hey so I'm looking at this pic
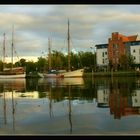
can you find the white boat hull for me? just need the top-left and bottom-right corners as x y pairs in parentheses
(63, 69), (84, 78)
(38, 72), (64, 78)
(38, 68), (84, 78)
(38, 73), (44, 78)
(0, 73), (26, 79)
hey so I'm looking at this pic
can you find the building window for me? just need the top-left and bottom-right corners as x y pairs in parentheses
(134, 56), (136, 60)
(102, 52), (104, 57)
(103, 59), (104, 64)
(133, 49), (135, 53)
(113, 44), (118, 49)
(105, 51), (107, 55)
(135, 99), (137, 103)
(113, 44), (116, 49)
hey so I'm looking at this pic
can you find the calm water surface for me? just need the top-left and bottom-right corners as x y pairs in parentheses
(0, 77), (140, 135)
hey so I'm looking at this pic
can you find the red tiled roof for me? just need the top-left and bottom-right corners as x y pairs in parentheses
(118, 34), (137, 42)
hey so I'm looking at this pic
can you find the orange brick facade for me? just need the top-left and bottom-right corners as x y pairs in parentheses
(108, 32), (137, 67)
(109, 90), (140, 119)
(109, 79), (140, 119)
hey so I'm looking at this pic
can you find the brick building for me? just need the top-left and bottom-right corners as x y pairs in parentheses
(95, 32), (140, 70)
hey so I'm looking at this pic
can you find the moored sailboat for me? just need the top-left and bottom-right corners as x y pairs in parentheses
(60, 19), (84, 78)
(0, 26), (25, 79)
(38, 38), (64, 78)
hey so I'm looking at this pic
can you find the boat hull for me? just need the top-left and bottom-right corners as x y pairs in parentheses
(63, 69), (84, 78)
(0, 73), (26, 79)
(38, 73), (64, 78)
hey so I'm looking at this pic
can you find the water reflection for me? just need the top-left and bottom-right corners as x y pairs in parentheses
(0, 79), (26, 92)
(11, 90), (16, 132)
(0, 77), (140, 134)
(68, 85), (72, 134)
(94, 77), (140, 119)
(49, 86), (54, 118)
(3, 91), (7, 125)
(0, 79), (25, 134)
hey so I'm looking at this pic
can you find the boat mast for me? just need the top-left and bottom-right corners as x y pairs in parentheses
(68, 19), (71, 72)
(11, 25), (14, 70)
(3, 33), (6, 71)
(48, 38), (51, 70)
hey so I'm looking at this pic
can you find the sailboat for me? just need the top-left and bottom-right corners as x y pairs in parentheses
(60, 20), (84, 78)
(38, 38), (64, 78)
(0, 26), (26, 79)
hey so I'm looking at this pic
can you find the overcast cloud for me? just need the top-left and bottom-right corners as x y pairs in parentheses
(0, 5), (140, 62)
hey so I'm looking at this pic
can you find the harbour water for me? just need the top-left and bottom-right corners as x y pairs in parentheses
(0, 77), (140, 135)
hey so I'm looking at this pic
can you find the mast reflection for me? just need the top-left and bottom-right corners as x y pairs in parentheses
(3, 91), (7, 125)
(68, 85), (72, 134)
(0, 78), (26, 132)
(11, 89), (15, 132)
(49, 86), (54, 118)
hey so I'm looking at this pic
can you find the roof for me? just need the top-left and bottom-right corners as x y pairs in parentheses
(117, 33), (137, 42)
(95, 44), (108, 49)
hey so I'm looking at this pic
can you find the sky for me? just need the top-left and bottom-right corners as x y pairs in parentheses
(0, 4), (140, 62)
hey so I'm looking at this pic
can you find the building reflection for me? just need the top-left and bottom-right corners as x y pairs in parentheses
(97, 88), (109, 108)
(109, 91), (140, 119)
(95, 78), (140, 119)
(109, 78), (140, 119)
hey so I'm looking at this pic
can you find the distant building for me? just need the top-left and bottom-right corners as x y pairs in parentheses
(96, 44), (108, 67)
(132, 90), (140, 107)
(97, 88), (109, 108)
(95, 32), (140, 69)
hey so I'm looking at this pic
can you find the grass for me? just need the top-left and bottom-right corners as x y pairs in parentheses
(84, 71), (139, 77)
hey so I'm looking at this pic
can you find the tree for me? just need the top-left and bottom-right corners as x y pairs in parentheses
(0, 60), (3, 71)
(37, 57), (47, 72)
(79, 51), (95, 71)
(51, 50), (65, 69)
(19, 58), (26, 67)
(119, 54), (135, 71)
(26, 61), (37, 74)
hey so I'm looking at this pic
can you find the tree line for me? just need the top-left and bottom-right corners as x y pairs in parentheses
(0, 50), (96, 74)
(0, 50), (137, 74)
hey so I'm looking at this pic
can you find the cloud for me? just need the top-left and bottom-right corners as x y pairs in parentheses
(0, 5), (140, 61)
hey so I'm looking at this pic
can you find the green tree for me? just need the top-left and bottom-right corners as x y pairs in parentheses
(26, 61), (37, 74)
(19, 58), (26, 67)
(37, 57), (47, 72)
(0, 60), (3, 71)
(51, 50), (65, 69)
(119, 54), (135, 70)
(79, 51), (95, 71)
